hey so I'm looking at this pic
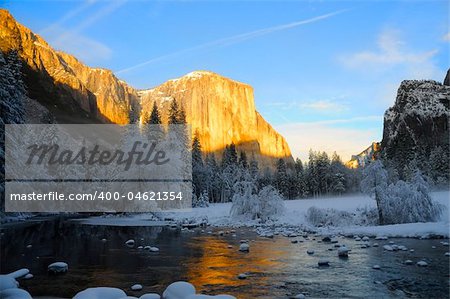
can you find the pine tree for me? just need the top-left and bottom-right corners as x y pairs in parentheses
(168, 99), (180, 124)
(307, 150), (319, 197)
(205, 153), (220, 202)
(239, 151), (248, 169)
(429, 146), (449, 186)
(0, 51), (26, 214)
(294, 158), (308, 197)
(148, 101), (162, 124)
(178, 105), (187, 124)
(222, 143), (238, 168)
(249, 158), (259, 180)
(275, 158), (289, 198)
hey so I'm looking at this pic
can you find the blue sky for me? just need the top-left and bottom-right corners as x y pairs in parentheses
(3, 0), (449, 161)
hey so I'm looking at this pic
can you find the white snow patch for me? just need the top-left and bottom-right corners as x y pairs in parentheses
(73, 287), (127, 299)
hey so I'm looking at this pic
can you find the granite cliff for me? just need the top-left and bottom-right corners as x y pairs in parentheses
(0, 9), (292, 167)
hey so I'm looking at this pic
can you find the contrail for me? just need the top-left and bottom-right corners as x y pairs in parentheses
(55, 0), (127, 43)
(115, 9), (348, 75)
(39, 0), (98, 35)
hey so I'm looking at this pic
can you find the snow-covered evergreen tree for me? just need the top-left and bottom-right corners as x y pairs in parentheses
(362, 161), (442, 224)
(428, 146), (449, 187)
(0, 50), (26, 214)
(192, 131), (207, 198)
(361, 160), (389, 224)
(275, 158), (289, 198)
(192, 190), (209, 208)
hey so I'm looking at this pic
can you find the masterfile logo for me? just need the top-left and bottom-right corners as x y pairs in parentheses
(5, 124), (192, 212)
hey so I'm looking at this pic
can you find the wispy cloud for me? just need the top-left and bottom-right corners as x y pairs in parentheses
(300, 99), (348, 112)
(339, 28), (442, 105)
(265, 95), (349, 114)
(116, 9), (348, 74)
(46, 26), (113, 63)
(53, 0), (127, 45)
(40, 0), (126, 64)
(293, 115), (382, 126)
(340, 29), (439, 77)
(443, 32), (450, 42)
(39, 0), (98, 35)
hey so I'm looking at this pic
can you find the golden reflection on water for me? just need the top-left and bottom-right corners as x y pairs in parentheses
(184, 234), (293, 297)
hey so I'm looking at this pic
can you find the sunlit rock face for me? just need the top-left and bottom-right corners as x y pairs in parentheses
(139, 71), (293, 168)
(1, 9), (293, 167)
(0, 9), (136, 124)
(345, 142), (380, 169)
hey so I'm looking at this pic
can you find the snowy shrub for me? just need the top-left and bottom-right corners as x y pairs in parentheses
(305, 206), (355, 227)
(257, 185), (285, 221)
(306, 205), (378, 227)
(305, 206), (326, 226)
(230, 181), (259, 220)
(355, 206), (379, 226)
(192, 191), (209, 208)
(230, 183), (284, 221)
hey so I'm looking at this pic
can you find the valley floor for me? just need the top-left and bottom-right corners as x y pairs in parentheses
(83, 191), (450, 238)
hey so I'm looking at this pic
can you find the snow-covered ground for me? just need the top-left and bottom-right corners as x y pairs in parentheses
(82, 191), (450, 238)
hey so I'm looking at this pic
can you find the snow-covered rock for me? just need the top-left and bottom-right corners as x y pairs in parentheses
(290, 294), (306, 299)
(0, 288), (32, 299)
(362, 236), (370, 241)
(139, 294), (161, 299)
(404, 260), (413, 265)
(237, 273), (247, 279)
(239, 243), (250, 252)
(47, 262), (68, 273)
(383, 245), (393, 251)
(73, 287), (127, 299)
(307, 249), (314, 255)
(23, 274), (33, 279)
(338, 246), (349, 257)
(162, 281), (196, 299)
(126, 239), (135, 247)
(131, 284), (143, 291)
(7, 269), (29, 279)
(372, 265), (381, 270)
(398, 245), (407, 251)
(0, 275), (18, 291)
(417, 261), (428, 267)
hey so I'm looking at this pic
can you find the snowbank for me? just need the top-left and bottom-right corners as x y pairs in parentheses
(80, 191), (449, 238)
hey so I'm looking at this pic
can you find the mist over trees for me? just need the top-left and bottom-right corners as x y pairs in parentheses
(189, 127), (362, 205)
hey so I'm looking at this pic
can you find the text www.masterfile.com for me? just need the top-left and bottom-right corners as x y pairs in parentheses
(9, 191), (185, 201)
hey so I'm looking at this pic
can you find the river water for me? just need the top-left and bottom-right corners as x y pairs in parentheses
(1, 218), (449, 298)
